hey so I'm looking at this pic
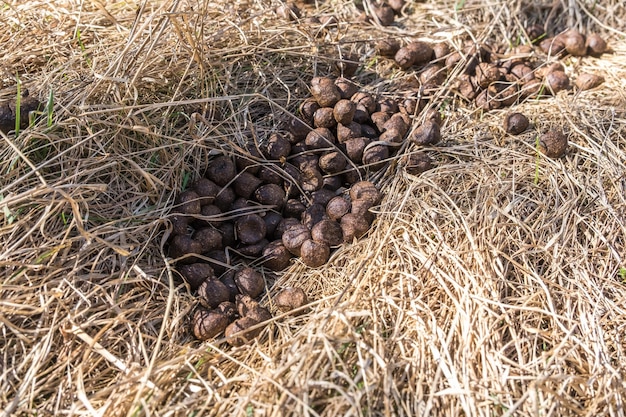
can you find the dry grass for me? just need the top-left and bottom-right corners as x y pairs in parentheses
(1, 0), (626, 416)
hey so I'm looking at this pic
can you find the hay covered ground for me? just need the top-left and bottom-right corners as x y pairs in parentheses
(1, 0), (626, 416)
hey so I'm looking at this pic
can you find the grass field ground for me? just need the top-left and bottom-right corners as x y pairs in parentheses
(1, 1), (625, 416)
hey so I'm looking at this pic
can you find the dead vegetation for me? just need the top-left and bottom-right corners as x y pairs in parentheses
(1, 0), (626, 416)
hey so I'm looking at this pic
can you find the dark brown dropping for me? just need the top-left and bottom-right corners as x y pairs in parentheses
(206, 250), (229, 276)
(169, 235), (203, 260)
(258, 165), (284, 185)
(445, 51), (462, 69)
(379, 129), (403, 144)
(175, 190), (201, 215)
(432, 42), (450, 60)
(311, 219), (344, 246)
(407, 41), (434, 65)
(254, 183), (286, 208)
(216, 221), (236, 247)
(225, 316), (263, 346)
(263, 211), (283, 238)
(214, 186), (236, 212)
(350, 198), (375, 222)
(310, 76), (341, 107)
(458, 79), (477, 101)
(235, 146), (263, 174)
(353, 105), (370, 124)
(334, 77), (359, 99)
(235, 214), (267, 245)
(237, 239), (269, 258)
(371, 3), (394, 26)
(539, 37), (566, 56)
(318, 151), (347, 174)
(301, 167), (324, 192)
(370, 111), (391, 132)
(220, 270), (239, 302)
(282, 224), (311, 256)
(333, 99), (356, 125)
(305, 127), (336, 149)
(475, 89), (501, 111)
(194, 227), (224, 253)
(283, 163), (302, 198)
(192, 308), (230, 341)
(526, 24), (545, 43)
(559, 29), (586, 56)
(383, 113), (410, 137)
(262, 240), (293, 271)
(292, 153), (318, 173)
(274, 217), (301, 239)
(336, 122), (362, 144)
(404, 151), (433, 175)
(193, 178), (220, 205)
(170, 215), (189, 235)
(340, 213), (371, 242)
(586, 34), (608, 57)
(198, 205), (221, 227)
(399, 97), (422, 115)
(510, 64), (535, 84)
(475, 62), (500, 88)
(377, 98), (398, 114)
(334, 53), (359, 78)
(544, 71), (570, 94)
(274, 287), (309, 314)
(234, 267), (265, 298)
(236, 295), (272, 323)
(419, 64), (446, 87)
(313, 107), (337, 129)
(233, 172), (263, 199)
(264, 133), (291, 160)
(535, 62), (564, 79)
(492, 81), (520, 107)
(322, 175), (343, 191)
(206, 156), (236, 186)
(301, 203), (328, 229)
(410, 120), (441, 145)
(351, 92), (377, 115)
(424, 108), (442, 126)
(283, 198), (306, 218)
(198, 279), (232, 309)
(178, 263), (216, 291)
(394, 46), (417, 69)
(311, 188), (337, 206)
(538, 129), (568, 158)
(287, 116), (311, 141)
(504, 113), (529, 135)
(361, 123), (377, 138)
(520, 79), (543, 98)
(350, 181), (380, 206)
(342, 166), (365, 185)
(216, 301), (237, 320)
(362, 144), (389, 170)
(300, 98), (321, 124)
(375, 37), (401, 57)
(575, 73), (604, 90)
(326, 196), (351, 221)
(230, 197), (250, 213)
(300, 239), (330, 267)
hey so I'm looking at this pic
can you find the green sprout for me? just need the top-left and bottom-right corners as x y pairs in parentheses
(15, 75), (22, 136)
(618, 267), (626, 283)
(46, 89), (54, 128)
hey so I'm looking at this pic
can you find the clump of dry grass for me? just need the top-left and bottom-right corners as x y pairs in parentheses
(1, 0), (625, 416)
